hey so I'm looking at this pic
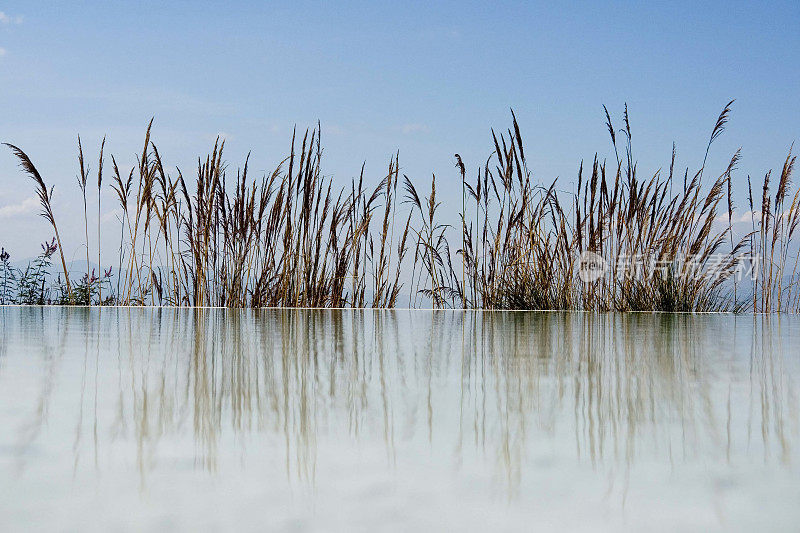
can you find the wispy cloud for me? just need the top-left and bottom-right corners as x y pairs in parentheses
(713, 210), (766, 225)
(0, 47), (6, 57)
(0, 197), (37, 218)
(0, 11), (23, 25)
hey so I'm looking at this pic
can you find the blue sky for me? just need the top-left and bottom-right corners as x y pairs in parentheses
(1, 1), (799, 260)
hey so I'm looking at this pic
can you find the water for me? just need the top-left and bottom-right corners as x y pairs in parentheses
(0, 308), (798, 532)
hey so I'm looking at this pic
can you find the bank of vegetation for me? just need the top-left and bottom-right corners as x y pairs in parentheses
(2, 103), (798, 312)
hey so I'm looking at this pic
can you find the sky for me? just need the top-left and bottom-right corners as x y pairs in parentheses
(1, 1), (799, 262)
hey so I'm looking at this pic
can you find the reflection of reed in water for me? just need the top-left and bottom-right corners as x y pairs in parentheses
(457, 312), (798, 494)
(8, 307), (74, 474)
(749, 315), (796, 463)
(6, 309), (798, 494)
(117, 308), (406, 483)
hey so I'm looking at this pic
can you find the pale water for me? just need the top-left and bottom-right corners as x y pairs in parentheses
(0, 308), (798, 531)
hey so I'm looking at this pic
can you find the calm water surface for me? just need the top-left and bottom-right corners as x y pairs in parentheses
(0, 308), (798, 531)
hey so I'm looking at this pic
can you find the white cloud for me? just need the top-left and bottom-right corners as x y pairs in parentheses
(0, 12), (23, 25)
(738, 210), (762, 223)
(0, 197), (38, 218)
(0, 48), (6, 57)
(714, 209), (767, 225)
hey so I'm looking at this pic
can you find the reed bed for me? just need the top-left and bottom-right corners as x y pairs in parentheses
(4, 125), (411, 308)
(2, 104), (798, 311)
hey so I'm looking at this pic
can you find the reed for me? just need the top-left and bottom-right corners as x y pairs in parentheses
(748, 150), (800, 312)
(0, 248), (13, 304)
(77, 136), (91, 304)
(4, 143), (73, 302)
(8, 123), (414, 308)
(3, 105), (799, 311)
(427, 104), (791, 312)
(97, 137), (105, 304)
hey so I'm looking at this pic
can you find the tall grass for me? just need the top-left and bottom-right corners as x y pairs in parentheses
(17, 124), (411, 308)
(3, 105), (799, 311)
(406, 104), (798, 312)
(747, 152), (800, 312)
